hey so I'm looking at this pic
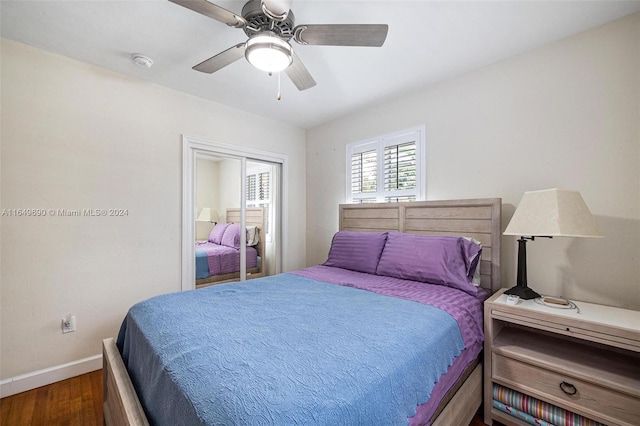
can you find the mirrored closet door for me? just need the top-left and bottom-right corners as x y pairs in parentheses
(183, 136), (284, 291)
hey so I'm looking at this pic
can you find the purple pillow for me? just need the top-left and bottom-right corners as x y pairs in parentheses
(375, 232), (482, 296)
(323, 231), (388, 275)
(221, 224), (242, 248)
(208, 223), (230, 245)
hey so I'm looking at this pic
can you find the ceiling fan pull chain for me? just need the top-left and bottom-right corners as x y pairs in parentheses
(277, 72), (282, 101)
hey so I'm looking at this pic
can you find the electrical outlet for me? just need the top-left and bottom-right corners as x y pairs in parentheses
(62, 315), (76, 333)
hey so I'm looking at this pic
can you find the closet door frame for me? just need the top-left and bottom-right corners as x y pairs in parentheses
(181, 135), (287, 291)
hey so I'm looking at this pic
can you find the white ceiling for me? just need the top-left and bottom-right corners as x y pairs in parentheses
(2, 1), (639, 129)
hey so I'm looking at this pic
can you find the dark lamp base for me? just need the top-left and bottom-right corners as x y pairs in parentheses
(504, 285), (540, 300)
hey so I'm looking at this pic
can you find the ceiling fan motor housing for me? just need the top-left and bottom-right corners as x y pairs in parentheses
(241, 0), (295, 39)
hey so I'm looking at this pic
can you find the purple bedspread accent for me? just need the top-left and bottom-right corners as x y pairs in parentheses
(208, 223), (229, 244)
(195, 242), (257, 275)
(291, 265), (487, 425)
(323, 231), (388, 274)
(375, 233), (482, 296)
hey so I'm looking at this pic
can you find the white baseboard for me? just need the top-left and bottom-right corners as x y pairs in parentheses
(0, 354), (102, 398)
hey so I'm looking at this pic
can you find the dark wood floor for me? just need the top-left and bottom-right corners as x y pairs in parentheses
(1, 370), (488, 425)
(0, 370), (102, 426)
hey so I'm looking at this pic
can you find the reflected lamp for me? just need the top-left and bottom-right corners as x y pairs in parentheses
(197, 208), (221, 224)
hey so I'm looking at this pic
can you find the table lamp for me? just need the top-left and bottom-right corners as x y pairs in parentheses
(197, 208), (213, 222)
(503, 188), (602, 299)
(197, 208), (221, 224)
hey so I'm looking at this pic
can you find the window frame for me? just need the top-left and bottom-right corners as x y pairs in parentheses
(346, 126), (425, 203)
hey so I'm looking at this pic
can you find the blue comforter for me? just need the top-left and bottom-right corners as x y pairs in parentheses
(117, 273), (465, 425)
(195, 249), (209, 279)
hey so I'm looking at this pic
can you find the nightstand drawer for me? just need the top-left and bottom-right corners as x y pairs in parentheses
(493, 354), (640, 425)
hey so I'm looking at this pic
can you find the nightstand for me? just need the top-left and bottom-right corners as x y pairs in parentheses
(483, 288), (640, 426)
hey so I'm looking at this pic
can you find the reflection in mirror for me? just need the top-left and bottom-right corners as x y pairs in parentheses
(194, 154), (243, 288)
(246, 160), (278, 277)
(193, 155), (278, 289)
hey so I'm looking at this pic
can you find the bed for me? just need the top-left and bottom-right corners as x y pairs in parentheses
(103, 198), (501, 425)
(195, 208), (265, 288)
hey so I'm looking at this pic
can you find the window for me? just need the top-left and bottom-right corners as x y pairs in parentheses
(347, 126), (425, 203)
(246, 169), (271, 236)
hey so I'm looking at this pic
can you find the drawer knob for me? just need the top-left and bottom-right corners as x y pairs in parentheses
(560, 381), (577, 396)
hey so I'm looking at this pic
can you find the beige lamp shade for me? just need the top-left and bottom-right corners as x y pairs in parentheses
(504, 188), (602, 238)
(197, 208), (212, 222)
(198, 208), (221, 223)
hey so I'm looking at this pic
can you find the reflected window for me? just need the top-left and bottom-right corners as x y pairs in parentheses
(246, 168), (271, 238)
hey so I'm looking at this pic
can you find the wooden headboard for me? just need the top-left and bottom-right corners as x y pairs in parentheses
(227, 207), (265, 256)
(227, 207), (265, 230)
(339, 198), (502, 294)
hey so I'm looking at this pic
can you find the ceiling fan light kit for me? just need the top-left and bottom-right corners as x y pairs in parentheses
(169, 0), (388, 91)
(245, 33), (292, 73)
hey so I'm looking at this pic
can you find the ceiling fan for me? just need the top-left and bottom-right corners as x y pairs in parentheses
(169, 0), (389, 90)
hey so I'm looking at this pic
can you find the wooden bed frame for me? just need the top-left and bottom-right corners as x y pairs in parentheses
(103, 198), (501, 426)
(195, 207), (266, 288)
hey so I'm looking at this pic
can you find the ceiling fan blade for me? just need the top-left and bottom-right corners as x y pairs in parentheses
(169, 0), (246, 28)
(293, 24), (388, 47)
(285, 51), (316, 91)
(193, 44), (246, 73)
(261, 0), (292, 21)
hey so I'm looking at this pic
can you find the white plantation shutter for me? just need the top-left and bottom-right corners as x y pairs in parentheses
(351, 149), (377, 195)
(354, 198), (378, 204)
(257, 172), (270, 234)
(246, 175), (256, 201)
(246, 170), (271, 235)
(384, 141), (416, 191)
(258, 172), (269, 201)
(347, 127), (424, 203)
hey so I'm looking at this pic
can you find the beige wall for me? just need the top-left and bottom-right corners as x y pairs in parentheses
(195, 156), (244, 241)
(0, 39), (306, 379)
(195, 157), (219, 240)
(217, 158), (243, 219)
(196, 157), (220, 217)
(306, 14), (640, 309)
